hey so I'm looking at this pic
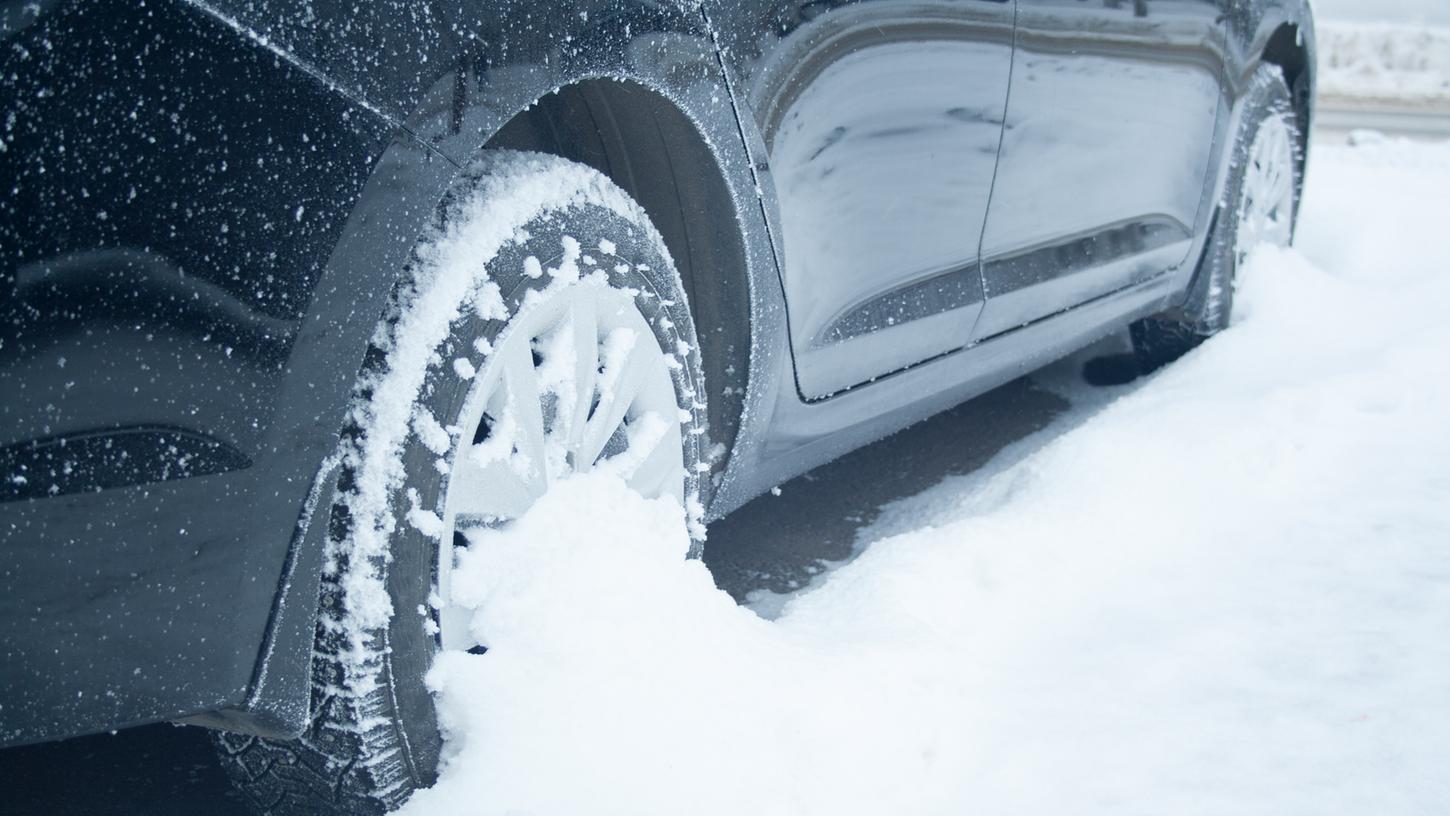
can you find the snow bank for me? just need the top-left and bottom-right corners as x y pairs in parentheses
(1318, 21), (1450, 104)
(401, 138), (1450, 815)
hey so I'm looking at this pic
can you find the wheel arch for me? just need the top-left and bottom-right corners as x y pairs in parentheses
(1257, 20), (1316, 159)
(191, 0), (778, 515)
(481, 79), (753, 487)
(212, 67), (776, 738)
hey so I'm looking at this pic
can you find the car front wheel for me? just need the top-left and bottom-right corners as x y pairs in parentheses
(215, 150), (709, 815)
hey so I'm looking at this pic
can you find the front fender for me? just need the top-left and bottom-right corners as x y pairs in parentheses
(196, 0), (786, 736)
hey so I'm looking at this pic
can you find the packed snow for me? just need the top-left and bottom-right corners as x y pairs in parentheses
(400, 137), (1450, 815)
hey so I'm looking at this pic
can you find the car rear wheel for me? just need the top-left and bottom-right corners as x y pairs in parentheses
(1131, 64), (1304, 371)
(214, 151), (709, 815)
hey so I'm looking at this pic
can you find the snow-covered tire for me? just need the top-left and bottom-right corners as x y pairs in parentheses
(1131, 64), (1303, 371)
(214, 151), (709, 815)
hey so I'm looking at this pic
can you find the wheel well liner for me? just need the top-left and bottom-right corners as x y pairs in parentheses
(1259, 23), (1313, 143)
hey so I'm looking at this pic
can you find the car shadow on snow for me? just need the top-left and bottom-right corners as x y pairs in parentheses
(702, 330), (1145, 616)
(703, 376), (1070, 607)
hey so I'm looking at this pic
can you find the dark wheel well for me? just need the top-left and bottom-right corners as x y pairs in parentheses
(1260, 23), (1313, 148)
(485, 79), (749, 490)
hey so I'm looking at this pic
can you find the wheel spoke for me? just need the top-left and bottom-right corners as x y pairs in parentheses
(580, 329), (651, 466)
(1260, 123), (1294, 242)
(1261, 161), (1283, 212)
(623, 421), (682, 498)
(450, 449), (541, 526)
(564, 293), (600, 469)
(1253, 165), (1276, 218)
(1269, 160), (1293, 214)
(500, 336), (548, 492)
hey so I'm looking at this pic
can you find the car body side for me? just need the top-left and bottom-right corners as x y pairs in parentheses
(0, 0), (1313, 747)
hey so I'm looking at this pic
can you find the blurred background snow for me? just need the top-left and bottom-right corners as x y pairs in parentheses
(1315, 0), (1450, 117)
(1315, 0), (1450, 26)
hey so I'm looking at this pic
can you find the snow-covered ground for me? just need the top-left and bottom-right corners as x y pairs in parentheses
(392, 135), (1450, 816)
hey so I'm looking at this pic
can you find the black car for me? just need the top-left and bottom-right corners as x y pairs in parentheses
(1, 0), (1314, 812)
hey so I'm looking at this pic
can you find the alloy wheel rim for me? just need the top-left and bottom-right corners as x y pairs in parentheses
(435, 280), (686, 651)
(1235, 113), (1297, 266)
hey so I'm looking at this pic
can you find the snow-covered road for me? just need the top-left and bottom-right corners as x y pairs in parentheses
(397, 136), (1450, 816)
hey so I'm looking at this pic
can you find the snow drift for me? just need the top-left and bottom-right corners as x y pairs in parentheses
(399, 138), (1450, 815)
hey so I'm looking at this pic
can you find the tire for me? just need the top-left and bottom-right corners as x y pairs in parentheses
(1131, 64), (1304, 372)
(214, 151), (710, 815)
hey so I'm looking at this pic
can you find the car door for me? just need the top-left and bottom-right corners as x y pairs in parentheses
(973, 0), (1228, 339)
(705, 0), (1016, 398)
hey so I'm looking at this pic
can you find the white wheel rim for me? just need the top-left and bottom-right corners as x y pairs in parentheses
(1235, 113), (1297, 265)
(435, 280), (685, 651)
